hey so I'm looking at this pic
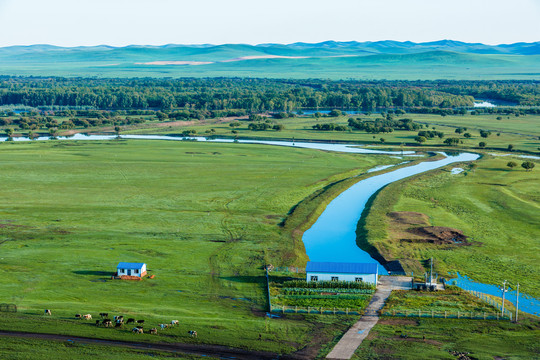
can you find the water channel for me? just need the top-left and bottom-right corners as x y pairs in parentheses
(3, 133), (538, 315)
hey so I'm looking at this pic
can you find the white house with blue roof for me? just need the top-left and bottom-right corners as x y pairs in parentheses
(306, 262), (378, 286)
(117, 262), (147, 277)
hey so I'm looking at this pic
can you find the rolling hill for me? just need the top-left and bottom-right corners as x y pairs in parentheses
(0, 40), (538, 79)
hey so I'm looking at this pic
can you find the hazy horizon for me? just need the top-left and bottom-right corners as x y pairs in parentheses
(0, 0), (538, 47)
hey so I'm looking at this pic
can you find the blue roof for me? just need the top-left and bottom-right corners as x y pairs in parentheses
(306, 262), (378, 274)
(117, 262), (145, 269)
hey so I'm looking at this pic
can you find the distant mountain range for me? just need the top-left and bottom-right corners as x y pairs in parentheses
(1, 40), (539, 80)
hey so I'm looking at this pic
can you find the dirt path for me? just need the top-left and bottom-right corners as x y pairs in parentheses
(0, 330), (287, 360)
(326, 276), (412, 360)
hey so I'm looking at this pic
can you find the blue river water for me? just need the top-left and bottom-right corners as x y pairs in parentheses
(450, 274), (539, 316)
(4, 133), (538, 315)
(302, 152), (480, 275)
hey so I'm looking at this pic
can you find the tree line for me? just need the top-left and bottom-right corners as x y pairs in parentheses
(8, 77), (535, 113)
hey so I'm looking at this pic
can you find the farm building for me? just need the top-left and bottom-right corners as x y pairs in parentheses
(306, 261), (378, 286)
(116, 262), (147, 277)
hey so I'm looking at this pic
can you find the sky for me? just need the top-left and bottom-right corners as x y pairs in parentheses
(0, 0), (539, 47)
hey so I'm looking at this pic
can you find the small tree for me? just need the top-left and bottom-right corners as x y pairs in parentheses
(463, 133), (471, 138)
(478, 141), (486, 148)
(507, 144), (514, 152)
(379, 137), (385, 143)
(480, 130), (491, 138)
(4, 128), (13, 137)
(506, 161), (517, 169)
(415, 136), (426, 145)
(444, 137), (460, 146)
(521, 161), (535, 171)
(114, 126), (121, 136)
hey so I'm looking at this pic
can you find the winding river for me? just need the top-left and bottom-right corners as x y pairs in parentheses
(3, 133), (538, 315)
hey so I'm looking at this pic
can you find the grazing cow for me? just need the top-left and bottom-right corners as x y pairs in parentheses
(102, 319), (112, 328)
(99, 312), (109, 318)
(149, 328), (158, 335)
(75, 314), (82, 319)
(136, 320), (144, 325)
(115, 321), (123, 328)
(132, 327), (143, 334)
(126, 318), (135, 324)
(170, 320), (179, 326)
(83, 314), (92, 320)
(44, 309), (51, 316)
(159, 324), (169, 330)
(95, 320), (101, 326)
(188, 330), (197, 338)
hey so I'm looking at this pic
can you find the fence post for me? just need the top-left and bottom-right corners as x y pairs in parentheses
(458, 311), (460, 319)
(471, 311), (473, 319)
(497, 313), (499, 320)
(393, 309), (395, 316)
(405, 310), (408, 317)
(444, 311), (447, 319)
(282, 305), (285, 313)
(308, 306), (310, 314)
(483, 312), (486, 320)
(346, 308), (349, 315)
(432, 310), (434, 318)
(320, 307), (323, 315)
(333, 307), (336, 315)
(419, 310), (421, 318)
(295, 306), (298, 314)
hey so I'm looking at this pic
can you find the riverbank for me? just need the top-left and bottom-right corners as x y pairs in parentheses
(359, 153), (539, 300)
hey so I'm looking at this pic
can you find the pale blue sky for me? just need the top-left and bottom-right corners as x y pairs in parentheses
(0, 0), (538, 46)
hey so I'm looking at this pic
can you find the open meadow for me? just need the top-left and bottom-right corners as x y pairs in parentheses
(0, 139), (398, 355)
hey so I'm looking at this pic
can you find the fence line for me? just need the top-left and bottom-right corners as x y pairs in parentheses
(463, 289), (513, 320)
(380, 309), (511, 321)
(271, 304), (364, 316)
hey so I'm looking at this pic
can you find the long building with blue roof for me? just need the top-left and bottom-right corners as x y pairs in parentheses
(306, 261), (378, 285)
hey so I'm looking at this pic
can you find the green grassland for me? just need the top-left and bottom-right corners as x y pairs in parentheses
(0, 336), (200, 360)
(352, 318), (540, 360)
(0, 139), (397, 354)
(361, 155), (540, 298)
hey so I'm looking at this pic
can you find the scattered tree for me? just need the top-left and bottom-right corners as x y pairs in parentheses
(415, 136), (427, 145)
(444, 137), (460, 146)
(507, 144), (514, 152)
(506, 161), (517, 169)
(478, 141), (486, 148)
(521, 161), (535, 171)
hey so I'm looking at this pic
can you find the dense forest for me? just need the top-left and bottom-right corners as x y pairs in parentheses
(0, 77), (537, 114)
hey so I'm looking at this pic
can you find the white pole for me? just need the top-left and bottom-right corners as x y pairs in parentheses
(501, 280), (507, 317)
(515, 283), (519, 323)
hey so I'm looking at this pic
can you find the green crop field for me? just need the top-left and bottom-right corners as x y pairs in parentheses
(0, 139), (397, 355)
(361, 154), (540, 298)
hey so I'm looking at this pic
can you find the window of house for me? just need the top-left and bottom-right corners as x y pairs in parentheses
(310, 275), (318, 281)
(135, 269), (139, 274)
(331, 276), (339, 281)
(355, 277), (363, 282)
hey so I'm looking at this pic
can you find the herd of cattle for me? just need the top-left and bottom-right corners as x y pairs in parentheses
(43, 309), (197, 337)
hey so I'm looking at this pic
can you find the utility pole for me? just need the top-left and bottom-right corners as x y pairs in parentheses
(430, 257), (433, 286)
(501, 280), (507, 317)
(515, 283), (520, 323)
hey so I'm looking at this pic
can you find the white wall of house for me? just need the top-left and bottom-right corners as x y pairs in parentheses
(117, 264), (146, 277)
(306, 272), (378, 285)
